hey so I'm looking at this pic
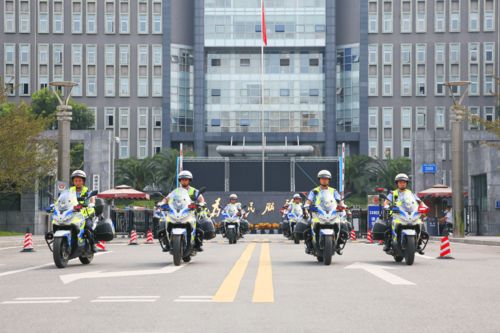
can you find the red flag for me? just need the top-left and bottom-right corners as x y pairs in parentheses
(261, 0), (267, 46)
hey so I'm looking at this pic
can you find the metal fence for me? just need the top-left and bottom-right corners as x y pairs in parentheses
(465, 205), (480, 235)
(111, 209), (156, 237)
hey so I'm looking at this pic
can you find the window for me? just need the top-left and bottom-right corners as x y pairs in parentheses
(38, 44), (49, 64)
(240, 59), (250, 67)
(369, 78), (378, 96)
(400, 1), (412, 33)
(416, 0), (427, 32)
(416, 107), (427, 129)
(19, 45), (30, 63)
(309, 58), (319, 67)
(280, 89), (290, 97)
(435, 107), (446, 129)
(53, 0), (64, 33)
(105, 108), (115, 129)
(19, 1), (30, 33)
(119, 79), (129, 96)
(435, 0), (446, 32)
(484, 0), (495, 31)
(152, 1), (162, 34)
(72, 1), (82, 33)
(4, 1), (15, 33)
(401, 44), (412, 64)
(275, 24), (285, 32)
(119, 1), (130, 34)
(368, 45), (378, 65)
(309, 89), (319, 97)
(211, 59), (221, 67)
(383, 45), (393, 64)
(119, 46), (129, 65)
(449, 0), (460, 32)
(468, 106), (480, 129)
(280, 59), (290, 66)
(87, 15), (97, 34)
(105, 1), (116, 34)
(469, 0), (480, 32)
(368, 0), (378, 33)
(38, 1), (49, 33)
(382, 1), (393, 33)
(416, 44), (426, 63)
(138, 0), (148, 34)
(484, 43), (495, 62)
(484, 106), (495, 122)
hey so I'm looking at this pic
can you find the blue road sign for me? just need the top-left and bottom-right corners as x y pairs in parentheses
(368, 205), (381, 230)
(422, 164), (437, 174)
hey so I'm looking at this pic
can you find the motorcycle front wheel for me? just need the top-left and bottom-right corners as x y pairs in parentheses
(53, 238), (70, 268)
(404, 236), (416, 265)
(172, 235), (184, 266)
(323, 235), (334, 266)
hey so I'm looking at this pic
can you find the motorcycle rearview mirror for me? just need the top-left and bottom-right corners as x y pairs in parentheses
(343, 192), (352, 200)
(198, 187), (207, 195)
(379, 193), (388, 201)
(88, 190), (98, 198)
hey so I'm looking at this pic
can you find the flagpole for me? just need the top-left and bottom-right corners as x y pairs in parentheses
(261, 0), (265, 193)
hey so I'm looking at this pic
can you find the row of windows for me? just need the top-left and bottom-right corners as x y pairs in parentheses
(3, 43), (163, 98)
(367, 105), (496, 158)
(368, 0), (496, 34)
(3, 0), (162, 35)
(97, 106), (162, 159)
(368, 42), (497, 97)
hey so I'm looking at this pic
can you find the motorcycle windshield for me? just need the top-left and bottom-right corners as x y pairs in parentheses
(289, 205), (303, 219)
(400, 199), (418, 219)
(223, 205), (239, 219)
(56, 190), (79, 214)
(318, 190), (337, 213)
(168, 188), (191, 214)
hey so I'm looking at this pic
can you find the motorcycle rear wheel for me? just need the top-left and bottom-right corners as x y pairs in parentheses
(323, 236), (333, 265)
(404, 236), (416, 265)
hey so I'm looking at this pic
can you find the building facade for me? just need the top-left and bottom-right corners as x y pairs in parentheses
(366, 0), (499, 161)
(1, 0), (498, 160)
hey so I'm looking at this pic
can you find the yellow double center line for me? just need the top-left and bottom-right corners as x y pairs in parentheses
(212, 242), (274, 303)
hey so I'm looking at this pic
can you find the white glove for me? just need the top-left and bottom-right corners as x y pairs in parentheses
(383, 205), (390, 210)
(88, 203), (95, 208)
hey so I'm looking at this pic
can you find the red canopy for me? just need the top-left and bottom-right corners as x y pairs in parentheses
(417, 184), (467, 199)
(97, 185), (150, 200)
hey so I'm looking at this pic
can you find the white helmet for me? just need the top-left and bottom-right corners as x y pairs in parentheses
(293, 194), (301, 199)
(71, 170), (87, 180)
(229, 193), (238, 200)
(178, 170), (193, 180)
(394, 173), (410, 183)
(317, 170), (332, 179)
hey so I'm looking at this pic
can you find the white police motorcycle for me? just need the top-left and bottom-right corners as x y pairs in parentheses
(221, 205), (242, 244)
(45, 189), (114, 268)
(157, 188), (204, 266)
(308, 190), (349, 265)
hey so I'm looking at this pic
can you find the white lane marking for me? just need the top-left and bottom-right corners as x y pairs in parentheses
(417, 254), (435, 260)
(60, 262), (185, 284)
(174, 296), (213, 302)
(15, 297), (80, 300)
(345, 262), (415, 286)
(97, 296), (160, 299)
(0, 251), (112, 278)
(0, 246), (21, 251)
(91, 296), (160, 303)
(2, 300), (72, 304)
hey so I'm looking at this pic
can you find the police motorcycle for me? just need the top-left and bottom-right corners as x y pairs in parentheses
(287, 204), (308, 244)
(157, 187), (206, 266)
(45, 190), (114, 268)
(307, 190), (350, 265)
(373, 193), (429, 265)
(221, 204), (244, 244)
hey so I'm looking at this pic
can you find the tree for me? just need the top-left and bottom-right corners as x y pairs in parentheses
(115, 158), (156, 191)
(30, 88), (94, 130)
(70, 143), (84, 171)
(0, 103), (56, 193)
(367, 157), (412, 192)
(344, 155), (374, 196)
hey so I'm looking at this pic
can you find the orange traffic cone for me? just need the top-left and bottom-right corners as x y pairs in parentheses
(145, 229), (154, 244)
(96, 241), (107, 251)
(21, 230), (35, 252)
(367, 230), (373, 244)
(437, 236), (454, 259)
(129, 229), (138, 245)
(350, 229), (357, 241)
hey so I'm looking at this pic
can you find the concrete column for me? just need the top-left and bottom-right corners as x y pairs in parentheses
(56, 105), (72, 185)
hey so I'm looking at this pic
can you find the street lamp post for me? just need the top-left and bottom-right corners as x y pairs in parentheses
(444, 81), (470, 238)
(49, 81), (77, 186)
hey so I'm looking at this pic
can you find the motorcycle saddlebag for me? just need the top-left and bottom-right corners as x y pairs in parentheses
(372, 220), (388, 241)
(240, 220), (250, 234)
(94, 218), (115, 242)
(293, 221), (309, 239)
(198, 219), (216, 240)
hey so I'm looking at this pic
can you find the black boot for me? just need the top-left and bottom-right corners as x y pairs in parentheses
(383, 239), (391, 252)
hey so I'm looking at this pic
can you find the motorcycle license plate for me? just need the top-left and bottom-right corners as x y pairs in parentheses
(227, 225), (236, 229)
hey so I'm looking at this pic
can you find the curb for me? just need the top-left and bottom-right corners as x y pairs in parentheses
(429, 236), (500, 247)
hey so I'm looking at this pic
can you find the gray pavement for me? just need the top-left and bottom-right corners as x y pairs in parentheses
(1, 234), (500, 333)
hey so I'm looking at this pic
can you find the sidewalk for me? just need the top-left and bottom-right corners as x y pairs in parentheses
(430, 236), (500, 246)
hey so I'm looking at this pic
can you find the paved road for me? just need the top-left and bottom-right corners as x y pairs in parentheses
(1, 234), (499, 333)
